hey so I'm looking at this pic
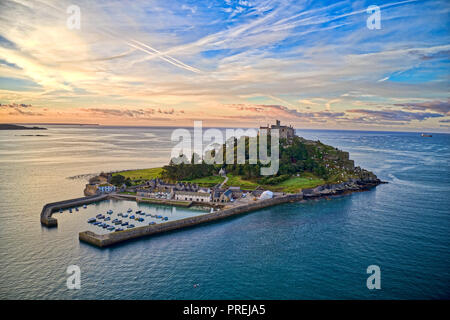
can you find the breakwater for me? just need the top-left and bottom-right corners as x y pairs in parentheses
(79, 193), (304, 247)
(40, 194), (108, 227)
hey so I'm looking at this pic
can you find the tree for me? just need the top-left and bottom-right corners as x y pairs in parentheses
(110, 174), (125, 186)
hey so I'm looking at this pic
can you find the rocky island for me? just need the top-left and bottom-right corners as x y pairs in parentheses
(42, 121), (385, 247)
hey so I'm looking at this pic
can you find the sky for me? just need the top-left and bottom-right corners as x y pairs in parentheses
(0, 0), (449, 131)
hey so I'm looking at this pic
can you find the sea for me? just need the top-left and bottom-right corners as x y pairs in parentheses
(0, 125), (449, 299)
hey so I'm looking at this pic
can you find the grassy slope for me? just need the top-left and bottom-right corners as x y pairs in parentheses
(113, 168), (325, 193)
(113, 167), (163, 180)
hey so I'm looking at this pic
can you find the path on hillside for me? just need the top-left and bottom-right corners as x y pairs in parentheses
(219, 175), (228, 189)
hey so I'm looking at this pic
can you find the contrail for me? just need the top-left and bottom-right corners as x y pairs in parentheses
(126, 39), (203, 74)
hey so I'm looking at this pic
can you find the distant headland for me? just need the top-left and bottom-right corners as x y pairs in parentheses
(0, 124), (47, 130)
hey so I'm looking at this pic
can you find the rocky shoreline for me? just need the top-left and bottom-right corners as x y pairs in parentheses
(302, 177), (386, 198)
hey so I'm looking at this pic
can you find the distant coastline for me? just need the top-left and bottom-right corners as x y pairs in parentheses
(0, 124), (47, 130)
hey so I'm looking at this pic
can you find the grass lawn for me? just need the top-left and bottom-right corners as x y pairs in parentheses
(268, 175), (325, 193)
(113, 167), (163, 180)
(224, 174), (259, 190)
(224, 172), (324, 193)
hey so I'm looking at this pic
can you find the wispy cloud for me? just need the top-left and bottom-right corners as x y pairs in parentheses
(0, 0), (448, 130)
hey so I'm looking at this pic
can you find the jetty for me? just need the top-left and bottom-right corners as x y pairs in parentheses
(40, 194), (108, 227)
(79, 193), (304, 247)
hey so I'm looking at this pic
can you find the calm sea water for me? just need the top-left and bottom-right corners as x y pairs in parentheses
(0, 125), (449, 299)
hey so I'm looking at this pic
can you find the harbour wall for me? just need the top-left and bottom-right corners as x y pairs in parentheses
(40, 194), (108, 227)
(79, 193), (304, 247)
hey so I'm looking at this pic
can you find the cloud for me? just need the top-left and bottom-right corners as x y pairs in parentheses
(0, 102), (43, 116)
(394, 100), (450, 115)
(0, 0), (449, 130)
(81, 107), (183, 119)
(231, 104), (345, 122)
(347, 109), (444, 122)
(0, 103), (32, 108)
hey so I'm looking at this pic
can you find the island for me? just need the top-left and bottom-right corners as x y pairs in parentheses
(0, 124), (47, 130)
(41, 120), (385, 247)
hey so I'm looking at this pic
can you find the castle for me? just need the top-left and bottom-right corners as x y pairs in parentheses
(259, 120), (295, 140)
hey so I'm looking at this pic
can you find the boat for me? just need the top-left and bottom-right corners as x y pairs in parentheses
(122, 214), (128, 218)
(421, 133), (432, 137)
(127, 208), (132, 213)
(130, 215), (135, 219)
(138, 218), (144, 222)
(107, 226), (115, 231)
(88, 218), (96, 223)
(121, 221), (128, 226)
(75, 207), (79, 211)
(115, 228), (123, 232)
(104, 217), (111, 221)
(102, 224), (108, 229)
(83, 204), (87, 209)
(136, 210), (141, 214)
(149, 222), (156, 225)
(69, 209), (72, 213)
(163, 217), (168, 221)
(118, 213), (122, 217)
(107, 210), (113, 214)
(59, 208), (63, 213)
(93, 221), (100, 225)
(127, 224), (135, 228)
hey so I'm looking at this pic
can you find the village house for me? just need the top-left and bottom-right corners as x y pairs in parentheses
(98, 184), (116, 193)
(174, 190), (211, 202)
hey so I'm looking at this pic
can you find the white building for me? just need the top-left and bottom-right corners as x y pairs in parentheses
(174, 191), (211, 202)
(98, 184), (116, 193)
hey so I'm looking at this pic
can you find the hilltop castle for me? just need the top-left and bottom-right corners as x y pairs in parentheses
(259, 120), (295, 140)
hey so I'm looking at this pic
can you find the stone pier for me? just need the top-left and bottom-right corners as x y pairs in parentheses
(40, 194), (108, 227)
